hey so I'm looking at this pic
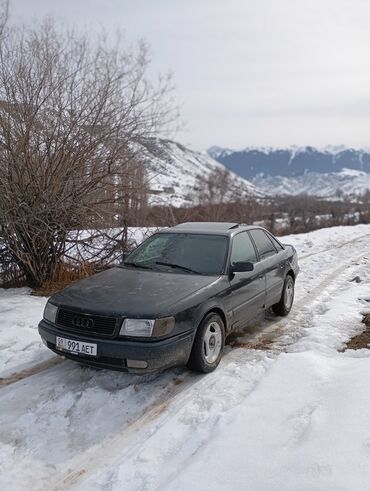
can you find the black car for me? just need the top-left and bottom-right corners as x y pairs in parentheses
(39, 222), (299, 373)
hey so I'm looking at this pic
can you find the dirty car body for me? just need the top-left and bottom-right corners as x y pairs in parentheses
(38, 223), (299, 373)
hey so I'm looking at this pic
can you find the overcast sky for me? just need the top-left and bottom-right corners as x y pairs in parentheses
(10, 0), (370, 151)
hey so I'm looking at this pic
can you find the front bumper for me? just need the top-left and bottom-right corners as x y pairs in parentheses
(38, 320), (194, 373)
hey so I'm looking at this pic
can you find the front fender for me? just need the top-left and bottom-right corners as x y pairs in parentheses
(171, 276), (232, 336)
(192, 298), (231, 335)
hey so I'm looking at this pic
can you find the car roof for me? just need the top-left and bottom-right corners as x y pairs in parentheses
(165, 222), (264, 236)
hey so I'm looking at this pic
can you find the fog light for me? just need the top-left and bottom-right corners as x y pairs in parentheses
(126, 359), (148, 369)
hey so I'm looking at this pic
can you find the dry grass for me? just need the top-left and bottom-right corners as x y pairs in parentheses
(226, 325), (283, 351)
(0, 264), (27, 289)
(32, 262), (99, 296)
(172, 377), (184, 386)
(343, 314), (370, 351)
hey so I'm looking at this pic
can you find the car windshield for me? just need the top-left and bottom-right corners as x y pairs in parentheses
(123, 233), (229, 275)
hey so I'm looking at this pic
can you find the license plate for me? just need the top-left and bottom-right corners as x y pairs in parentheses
(56, 336), (97, 357)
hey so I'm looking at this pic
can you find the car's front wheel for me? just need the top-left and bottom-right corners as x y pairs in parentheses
(272, 274), (295, 316)
(187, 312), (225, 373)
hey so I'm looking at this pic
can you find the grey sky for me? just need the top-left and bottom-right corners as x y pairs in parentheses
(10, 0), (370, 150)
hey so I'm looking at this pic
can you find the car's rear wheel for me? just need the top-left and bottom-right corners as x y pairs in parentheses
(187, 313), (225, 373)
(272, 274), (295, 316)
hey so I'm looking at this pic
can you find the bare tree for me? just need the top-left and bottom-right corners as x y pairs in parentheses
(194, 167), (234, 221)
(0, 0), (8, 38)
(0, 20), (176, 287)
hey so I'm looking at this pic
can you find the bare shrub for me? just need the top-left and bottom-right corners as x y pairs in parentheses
(144, 193), (369, 236)
(0, 20), (176, 287)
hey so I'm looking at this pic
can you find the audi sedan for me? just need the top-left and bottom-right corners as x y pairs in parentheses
(38, 222), (299, 373)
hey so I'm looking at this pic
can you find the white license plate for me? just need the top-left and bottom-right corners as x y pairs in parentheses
(56, 336), (97, 357)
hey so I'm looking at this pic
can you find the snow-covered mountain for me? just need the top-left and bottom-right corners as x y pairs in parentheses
(140, 139), (264, 206)
(208, 145), (370, 198)
(253, 169), (370, 199)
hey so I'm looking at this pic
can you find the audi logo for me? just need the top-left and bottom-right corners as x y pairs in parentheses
(72, 316), (94, 329)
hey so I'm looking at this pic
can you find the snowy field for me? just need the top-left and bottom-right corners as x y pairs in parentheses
(0, 224), (370, 491)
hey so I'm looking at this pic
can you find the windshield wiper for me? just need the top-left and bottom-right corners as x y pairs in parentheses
(123, 261), (153, 270)
(155, 261), (201, 274)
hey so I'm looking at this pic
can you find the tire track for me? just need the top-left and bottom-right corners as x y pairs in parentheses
(298, 232), (370, 260)
(39, 373), (199, 491)
(0, 357), (64, 388)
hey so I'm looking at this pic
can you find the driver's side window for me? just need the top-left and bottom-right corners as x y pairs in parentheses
(230, 232), (257, 266)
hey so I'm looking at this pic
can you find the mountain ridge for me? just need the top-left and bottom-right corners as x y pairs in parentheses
(208, 145), (370, 198)
(208, 145), (370, 178)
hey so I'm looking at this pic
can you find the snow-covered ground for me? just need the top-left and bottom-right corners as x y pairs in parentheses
(0, 224), (370, 491)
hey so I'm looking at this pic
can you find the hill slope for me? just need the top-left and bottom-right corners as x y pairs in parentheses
(140, 139), (264, 206)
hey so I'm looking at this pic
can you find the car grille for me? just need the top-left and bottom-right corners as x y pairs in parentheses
(56, 309), (118, 337)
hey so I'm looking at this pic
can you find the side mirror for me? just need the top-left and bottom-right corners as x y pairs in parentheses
(231, 261), (254, 273)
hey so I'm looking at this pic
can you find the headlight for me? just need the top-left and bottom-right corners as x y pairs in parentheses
(43, 302), (58, 324)
(120, 319), (155, 337)
(119, 317), (175, 337)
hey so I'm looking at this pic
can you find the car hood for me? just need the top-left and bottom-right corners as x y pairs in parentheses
(51, 266), (220, 318)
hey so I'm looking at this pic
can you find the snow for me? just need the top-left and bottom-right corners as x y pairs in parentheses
(0, 224), (370, 490)
(339, 167), (368, 178)
(253, 169), (370, 198)
(0, 289), (49, 374)
(167, 351), (370, 491)
(65, 227), (158, 265)
(209, 144), (370, 157)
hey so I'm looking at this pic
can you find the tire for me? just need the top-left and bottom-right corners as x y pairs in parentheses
(272, 274), (295, 316)
(187, 313), (225, 373)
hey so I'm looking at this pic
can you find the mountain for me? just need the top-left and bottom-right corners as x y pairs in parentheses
(208, 146), (370, 198)
(140, 139), (264, 206)
(253, 169), (370, 199)
(208, 145), (370, 178)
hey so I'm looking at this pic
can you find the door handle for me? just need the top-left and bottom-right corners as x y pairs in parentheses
(258, 274), (264, 280)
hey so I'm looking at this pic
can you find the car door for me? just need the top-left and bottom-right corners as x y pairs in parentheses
(229, 231), (266, 330)
(248, 229), (285, 308)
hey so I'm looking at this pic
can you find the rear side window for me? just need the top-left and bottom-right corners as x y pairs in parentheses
(230, 232), (257, 265)
(249, 229), (277, 259)
(267, 232), (284, 251)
